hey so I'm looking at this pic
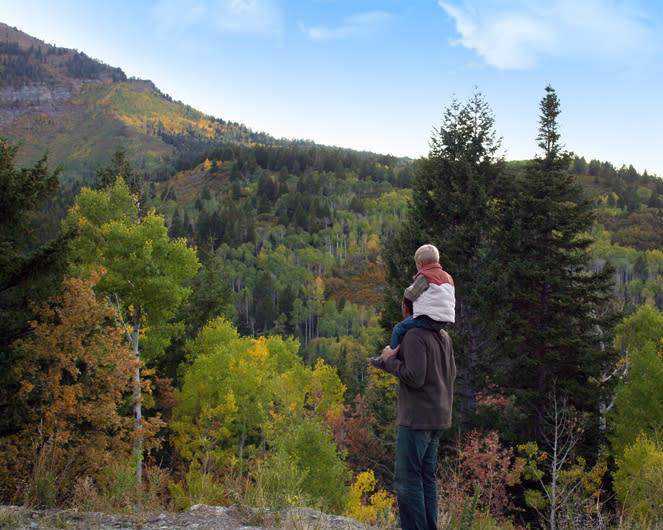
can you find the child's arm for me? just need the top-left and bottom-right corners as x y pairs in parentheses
(403, 274), (430, 302)
(402, 298), (413, 319)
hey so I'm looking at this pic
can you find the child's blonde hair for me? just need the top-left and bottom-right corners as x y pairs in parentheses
(414, 244), (439, 266)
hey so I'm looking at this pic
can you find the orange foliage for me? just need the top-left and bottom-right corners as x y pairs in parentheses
(0, 272), (140, 503)
(328, 394), (391, 484)
(441, 430), (524, 519)
(325, 256), (386, 306)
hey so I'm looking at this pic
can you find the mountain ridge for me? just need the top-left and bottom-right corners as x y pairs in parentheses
(0, 22), (304, 181)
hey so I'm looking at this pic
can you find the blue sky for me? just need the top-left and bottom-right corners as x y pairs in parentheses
(2, 1), (662, 175)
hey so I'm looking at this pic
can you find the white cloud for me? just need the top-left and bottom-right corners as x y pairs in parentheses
(153, 0), (207, 33)
(210, 0), (284, 37)
(304, 11), (393, 41)
(439, 0), (658, 69)
(152, 0), (284, 38)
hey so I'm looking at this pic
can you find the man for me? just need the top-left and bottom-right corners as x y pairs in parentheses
(376, 325), (455, 530)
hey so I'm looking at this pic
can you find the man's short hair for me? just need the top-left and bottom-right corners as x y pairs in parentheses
(414, 244), (440, 265)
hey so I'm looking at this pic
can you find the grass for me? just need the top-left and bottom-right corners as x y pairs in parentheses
(0, 507), (22, 529)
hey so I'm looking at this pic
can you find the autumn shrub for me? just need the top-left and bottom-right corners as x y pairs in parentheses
(329, 394), (391, 483)
(438, 430), (524, 523)
(70, 460), (172, 514)
(71, 476), (101, 512)
(0, 273), (137, 505)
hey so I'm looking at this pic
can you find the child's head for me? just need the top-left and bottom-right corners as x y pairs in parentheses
(414, 244), (439, 266)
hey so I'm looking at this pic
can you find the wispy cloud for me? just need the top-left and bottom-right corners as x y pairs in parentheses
(439, 0), (658, 69)
(153, 0), (284, 38)
(304, 11), (393, 41)
(153, 0), (207, 32)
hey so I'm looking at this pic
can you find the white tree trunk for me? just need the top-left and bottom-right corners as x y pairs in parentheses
(114, 294), (144, 486)
(132, 325), (143, 485)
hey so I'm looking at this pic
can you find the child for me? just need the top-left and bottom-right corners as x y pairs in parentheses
(371, 244), (455, 369)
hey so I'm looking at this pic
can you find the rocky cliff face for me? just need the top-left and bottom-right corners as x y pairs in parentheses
(1, 80), (79, 124)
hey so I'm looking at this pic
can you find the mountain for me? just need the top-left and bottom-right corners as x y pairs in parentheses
(0, 22), (287, 182)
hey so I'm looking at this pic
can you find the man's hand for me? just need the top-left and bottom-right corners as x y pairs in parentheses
(380, 344), (400, 362)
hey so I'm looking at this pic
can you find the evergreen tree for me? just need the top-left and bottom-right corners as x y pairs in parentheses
(93, 147), (140, 192)
(381, 92), (509, 426)
(492, 86), (617, 445)
(0, 137), (67, 438)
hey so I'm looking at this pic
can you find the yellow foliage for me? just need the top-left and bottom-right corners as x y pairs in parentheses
(582, 454), (608, 499)
(248, 337), (269, 364)
(345, 470), (395, 526)
(369, 365), (398, 390)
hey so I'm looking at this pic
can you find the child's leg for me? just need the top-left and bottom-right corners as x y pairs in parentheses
(390, 316), (417, 349)
(414, 316), (447, 332)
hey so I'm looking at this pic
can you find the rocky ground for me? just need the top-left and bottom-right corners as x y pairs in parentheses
(0, 504), (377, 530)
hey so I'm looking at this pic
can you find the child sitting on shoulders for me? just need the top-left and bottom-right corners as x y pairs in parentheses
(371, 244), (455, 369)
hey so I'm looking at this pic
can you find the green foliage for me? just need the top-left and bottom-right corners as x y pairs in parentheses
(63, 176), (199, 483)
(613, 434), (663, 527)
(301, 336), (370, 399)
(171, 318), (272, 471)
(611, 306), (663, 457)
(168, 468), (225, 511)
(172, 319), (345, 475)
(172, 318), (350, 512)
(93, 146), (143, 203)
(65, 177), (200, 356)
(257, 419), (350, 513)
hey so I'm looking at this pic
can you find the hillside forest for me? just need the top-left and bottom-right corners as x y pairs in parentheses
(3, 82), (663, 530)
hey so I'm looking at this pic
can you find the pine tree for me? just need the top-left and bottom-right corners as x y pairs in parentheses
(492, 86), (617, 444)
(381, 92), (510, 426)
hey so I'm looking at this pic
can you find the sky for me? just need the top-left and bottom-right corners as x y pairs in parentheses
(1, 0), (662, 176)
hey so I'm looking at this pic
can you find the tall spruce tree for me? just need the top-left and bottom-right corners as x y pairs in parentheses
(492, 86), (617, 444)
(381, 92), (509, 426)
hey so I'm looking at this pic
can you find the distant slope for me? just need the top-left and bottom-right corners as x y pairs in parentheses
(0, 22), (284, 182)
